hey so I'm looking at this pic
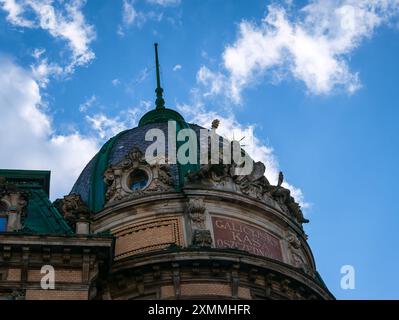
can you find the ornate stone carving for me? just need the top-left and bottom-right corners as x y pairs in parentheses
(186, 160), (277, 210)
(273, 172), (308, 225)
(186, 161), (271, 199)
(233, 161), (271, 201)
(187, 163), (234, 187)
(54, 194), (91, 231)
(185, 197), (213, 248)
(186, 154), (308, 226)
(286, 231), (312, 275)
(192, 229), (213, 248)
(286, 232), (301, 250)
(104, 147), (175, 205)
(270, 184), (309, 225)
(185, 198), (206, 229)
(211, 119), (220, 130)
(0, 179), (28, 231)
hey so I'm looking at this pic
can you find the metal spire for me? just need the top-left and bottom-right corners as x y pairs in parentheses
(154, 43), (165, 109)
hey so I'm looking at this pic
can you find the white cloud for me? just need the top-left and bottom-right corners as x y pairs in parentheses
(173, 64), (182, 71)
(147, 0), (181, 6)
(79, 95), (96, 113)
(123, 0), (136, 25)
(177, 103), (310, 209)
(0, 0), (96, 75)
(118, 0), (152, 34)
(0, 0), (32, 27)
(31, 50), (63, 88)
(0, 57), (98, 200)
(86, 108), (140, 141)
(196, 66), (227, 97)
(118, 0), (172, 34)
(86, 114), (128, 140)
(122, 0), (140, 26)
(124, 67), (150, 92)
(200, 0), (399, 103)
(112, 78), (121, 87)
(139, 99), (152, 109)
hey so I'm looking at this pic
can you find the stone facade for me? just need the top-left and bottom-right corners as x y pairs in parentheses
(0, 234), (112, 300)
(0, 142), (334, 300)
(91, 183), (331, 300)
(0, 113), (333, 300)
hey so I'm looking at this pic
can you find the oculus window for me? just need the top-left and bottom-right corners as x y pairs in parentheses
(129, 169), (149, 191)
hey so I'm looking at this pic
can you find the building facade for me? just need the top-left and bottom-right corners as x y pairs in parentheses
(0, 45), (333, 300)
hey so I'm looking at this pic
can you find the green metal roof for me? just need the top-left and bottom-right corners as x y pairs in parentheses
(138, 107), (186, 127)
(0, 169), (51, 196)
(88, 130), (129, 213)
(0, 169), (73, 235)
(22, 189), (73, 235)
(73, 44), (202, 213)
(84, 43), (200, 213)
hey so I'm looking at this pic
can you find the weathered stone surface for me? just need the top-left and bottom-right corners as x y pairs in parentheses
(104, 147), (175, 205)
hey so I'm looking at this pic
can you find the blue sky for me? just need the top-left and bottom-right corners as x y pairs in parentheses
(0, 0), (399, 299)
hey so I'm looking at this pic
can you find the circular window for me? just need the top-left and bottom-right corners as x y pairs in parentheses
(129, 169), (149, 191)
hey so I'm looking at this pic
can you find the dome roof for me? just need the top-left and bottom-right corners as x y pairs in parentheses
(71, 43), (214, 213)
(70, 121), (204, 213)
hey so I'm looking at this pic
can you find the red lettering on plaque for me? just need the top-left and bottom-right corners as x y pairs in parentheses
(212, 217), (283, 261)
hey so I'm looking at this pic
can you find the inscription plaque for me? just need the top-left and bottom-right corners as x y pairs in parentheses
(212, 216), (283, 261)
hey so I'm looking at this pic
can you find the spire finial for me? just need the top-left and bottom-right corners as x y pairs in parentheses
(154, 43), (165, 109)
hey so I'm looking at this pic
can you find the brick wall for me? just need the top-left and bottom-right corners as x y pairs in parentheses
(181, 283), (231, 297)
(114, 218), (183, 260)
(25, 289), (88, 300)
(161, 283), (251, 299)
(27, 269), (82, 283)
(6, 268), (21, 281)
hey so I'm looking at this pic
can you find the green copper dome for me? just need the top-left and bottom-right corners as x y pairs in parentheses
(70, 44), (200, 213)
(138, 107), (186, 127)
(70, 122), (203, 213)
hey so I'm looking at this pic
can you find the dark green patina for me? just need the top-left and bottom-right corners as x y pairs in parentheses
(88, 129), (129, 213)
(139, 43), (200, 187)
(86, 44), (200, 213)
(0, 170), (73, 235)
